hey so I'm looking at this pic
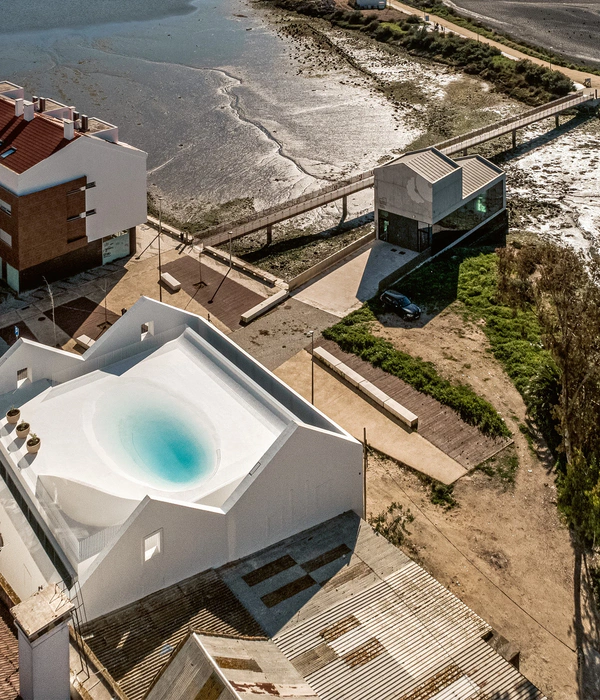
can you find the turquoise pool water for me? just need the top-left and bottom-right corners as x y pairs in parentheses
(93, 382), (216, 491)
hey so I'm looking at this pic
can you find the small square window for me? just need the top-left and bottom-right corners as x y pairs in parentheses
(144, 530), (162, 562)
(17, 367), (30, 388)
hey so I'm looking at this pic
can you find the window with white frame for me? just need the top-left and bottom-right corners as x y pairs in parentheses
(0, 198), (11, 215)
(0, 229), (11, 247)
(144, 530), (162, 562)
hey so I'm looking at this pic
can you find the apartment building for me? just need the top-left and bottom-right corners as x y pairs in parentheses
(0, 81), (147, 293)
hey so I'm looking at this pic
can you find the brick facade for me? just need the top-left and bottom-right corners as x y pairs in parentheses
(0, 177), (108, 291)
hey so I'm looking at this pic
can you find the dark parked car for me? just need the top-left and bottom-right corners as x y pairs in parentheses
(380, 290), (421, 320)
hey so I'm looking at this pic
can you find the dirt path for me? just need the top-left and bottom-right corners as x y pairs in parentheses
(367, 450), (578, 698)
(366, 305), (599, 697)
(389, 0), (600, 90)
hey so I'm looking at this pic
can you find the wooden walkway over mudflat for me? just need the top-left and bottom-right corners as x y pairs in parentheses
(189, 90), (596, 249)
(319, 339), (511, 471)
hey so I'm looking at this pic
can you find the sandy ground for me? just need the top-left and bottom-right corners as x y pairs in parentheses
(367, 304), (599, 698)
(369, 310), (573, 695)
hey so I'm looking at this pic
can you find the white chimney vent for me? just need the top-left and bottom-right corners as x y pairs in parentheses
(63, 119), (74, 141)
(14, 99), (24, 117)
(23, 101), (34, 122)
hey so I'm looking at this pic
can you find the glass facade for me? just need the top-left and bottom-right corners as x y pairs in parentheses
(433, 181), (504, 239)
(378, 210), (431, 252)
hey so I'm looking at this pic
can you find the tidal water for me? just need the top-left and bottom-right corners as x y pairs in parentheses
(0, 0), (413, 213)
(446, 0), (600, 67)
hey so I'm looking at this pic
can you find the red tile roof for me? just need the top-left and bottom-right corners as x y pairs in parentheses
(0, 97), (79, 174)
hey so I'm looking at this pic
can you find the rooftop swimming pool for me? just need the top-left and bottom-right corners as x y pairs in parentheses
(92, 381), (218, 492)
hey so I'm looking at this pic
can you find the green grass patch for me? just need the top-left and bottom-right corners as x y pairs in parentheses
(477, 449), (519, 486)
(402, 0), (600, 77)
(398, 247), (549, 397)
(271, 0), (576, 106)
(429, 483), (458, 509)
(323, 305), (510, 438)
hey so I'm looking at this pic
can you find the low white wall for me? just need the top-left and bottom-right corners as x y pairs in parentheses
(80, 423), (363, 620)
(0, 483), (59, 601)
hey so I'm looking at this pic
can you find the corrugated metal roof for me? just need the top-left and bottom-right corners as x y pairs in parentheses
(397, 149), (458, 183)
(82, 513), (546, 700)
(220, 513), (546, 700)
(81, 568), (264, 700)
(456, 155), (503, 198)
(199, 633), (320, 699)
(0, 97), (79, 174)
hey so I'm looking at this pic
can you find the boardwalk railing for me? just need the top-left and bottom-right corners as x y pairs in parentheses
(438, 90), (596, 155)
(192, 90), (596, 247)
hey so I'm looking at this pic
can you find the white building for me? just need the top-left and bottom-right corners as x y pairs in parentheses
(0, 81), (147, 292)
(0, 297), (363, 620)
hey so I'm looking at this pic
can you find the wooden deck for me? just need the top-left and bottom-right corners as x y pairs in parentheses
(46, 297), (120, 342)
(319, 340), (511, 470)
(161, 257), (265, 331)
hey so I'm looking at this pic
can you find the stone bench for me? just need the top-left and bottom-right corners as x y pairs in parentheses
(160, 272), (181, 292)
(76, 335), (96, 350)
(314, 346), (418, 430)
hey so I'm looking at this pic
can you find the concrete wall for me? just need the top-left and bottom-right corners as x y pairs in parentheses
(14, 135), (147, 243)
(80, 423), (363, 619)
(374, 160), (463, 232)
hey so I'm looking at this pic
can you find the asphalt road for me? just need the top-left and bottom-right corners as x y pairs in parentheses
(445, 0), (600, 67)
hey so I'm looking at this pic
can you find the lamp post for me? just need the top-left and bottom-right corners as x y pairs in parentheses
(307, 330), (315, 405)
(158, 196), (163, 303)
(43, 277), (57, 347)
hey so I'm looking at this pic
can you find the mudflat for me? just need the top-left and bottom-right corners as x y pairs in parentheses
(447, 0), (600, 67)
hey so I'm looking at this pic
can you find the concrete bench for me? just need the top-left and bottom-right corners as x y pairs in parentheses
(76, 335), (95, 350)
(240, 289), (289, 324)
(160, 272), (181, 292)
(314, 345), (419, 430)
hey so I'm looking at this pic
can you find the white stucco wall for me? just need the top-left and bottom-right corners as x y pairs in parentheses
(18, 621), (71, 700)
(0, 133), (147, 243)
(80, 423), (363, 620)
(0, 340), (81, 397)
(17, 136), (147, 241)
(0, 483), (60, 602)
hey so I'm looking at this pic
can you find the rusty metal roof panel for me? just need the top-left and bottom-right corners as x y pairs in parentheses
(81, 568), (264, 700)
(220, 513), (546, 700)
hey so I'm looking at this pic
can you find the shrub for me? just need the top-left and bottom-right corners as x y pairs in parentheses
(323, 305), (510, 438)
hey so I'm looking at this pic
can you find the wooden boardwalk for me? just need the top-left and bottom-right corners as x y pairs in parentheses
(320, 340), (511, 470)
(162, 256), (266, 331)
